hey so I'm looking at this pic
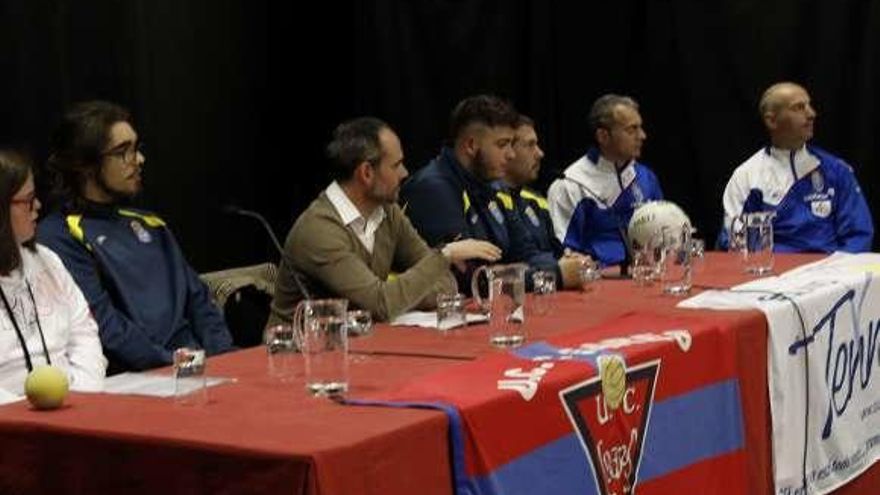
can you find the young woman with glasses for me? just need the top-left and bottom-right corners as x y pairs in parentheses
(0, 149), (105, 397)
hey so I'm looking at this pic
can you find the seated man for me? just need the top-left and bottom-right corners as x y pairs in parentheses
(496, 114), (563, 258)
(719, 82), (873, 252)
(547, 94), (663, 267)
(269, 117), (500, 323)
(38, 101), (235, 372)
(401, 95), (583, 290)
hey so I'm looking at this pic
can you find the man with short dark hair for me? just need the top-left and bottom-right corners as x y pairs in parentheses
(719, 82), (873, 252)
(38, 100), (235, 372)
(547, 94), (664, 267)
(269, 117), (500, 323)
(402, 95), (583, 290)
(497, 114), (563, 258)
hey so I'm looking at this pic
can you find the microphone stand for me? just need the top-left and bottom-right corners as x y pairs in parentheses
(224, 205), (311, 299)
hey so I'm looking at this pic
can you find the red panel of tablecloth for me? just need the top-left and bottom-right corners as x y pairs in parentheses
(0, 252), (876, 494)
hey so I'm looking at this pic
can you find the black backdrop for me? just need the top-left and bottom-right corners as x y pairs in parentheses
(2, 0), (879, 271)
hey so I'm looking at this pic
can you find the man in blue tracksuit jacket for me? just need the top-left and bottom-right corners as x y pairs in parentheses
(719, 82), (873, 252)
(547, 94), (664, 267)
(38, 101), (234, 372)
(401, 95), (585, 291)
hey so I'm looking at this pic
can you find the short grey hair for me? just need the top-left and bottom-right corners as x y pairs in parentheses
(588, 94), (639, 134)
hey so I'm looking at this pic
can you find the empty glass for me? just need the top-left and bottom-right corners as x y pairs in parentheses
(531, 270), (557, 316)
(729, 211), (775, 275)
(579, 259), (601, 294)
(265, 324), (299, 382)
(745, 212), (774, 275)
(347, 309), (373, 364)
(631, 232), (664, 287)
(173, 347), (207, 406)
(659, 224), (693, 296)
(436, 292), (467, 330)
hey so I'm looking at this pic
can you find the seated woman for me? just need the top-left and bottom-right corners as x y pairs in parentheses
(0, 150), (105, 395)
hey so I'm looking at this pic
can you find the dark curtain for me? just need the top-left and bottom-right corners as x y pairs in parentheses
(0, 0), (352, 270)
(353, 0), (880, 251)
(2, 0), (878, 270)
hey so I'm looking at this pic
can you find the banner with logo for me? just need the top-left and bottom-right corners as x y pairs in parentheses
(681, 252), (880, 494)
(351, 313), (748, 494)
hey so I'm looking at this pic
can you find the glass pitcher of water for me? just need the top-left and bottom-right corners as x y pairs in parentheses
(471, 263), (527, 347)
(293, 298), (349, 396)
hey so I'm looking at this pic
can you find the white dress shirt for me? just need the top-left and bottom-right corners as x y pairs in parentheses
(325, 181), (386, 254)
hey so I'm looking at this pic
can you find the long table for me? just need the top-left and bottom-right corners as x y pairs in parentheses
(0, 252), (878, 494)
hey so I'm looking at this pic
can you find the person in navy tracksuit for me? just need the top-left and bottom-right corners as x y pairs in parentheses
(494, 114), (564, 258)
(38, 101), (234, 372)
(401, 95), (585, 292)
(719, 82), (873, 252)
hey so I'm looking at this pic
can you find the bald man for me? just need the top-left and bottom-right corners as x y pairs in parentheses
(719, 82), (873, 252)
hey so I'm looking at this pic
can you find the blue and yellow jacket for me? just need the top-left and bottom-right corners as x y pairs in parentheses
(496, 183), (564, 259)
(38, 203), (234, 372)
(401, 147), (559, 289)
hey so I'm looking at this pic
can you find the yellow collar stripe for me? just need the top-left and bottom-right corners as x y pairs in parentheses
(495, 191), (514, 210)
(520, 189), (549, 210)
(118, 209), (166, 227)
(65, 214), (92, 251)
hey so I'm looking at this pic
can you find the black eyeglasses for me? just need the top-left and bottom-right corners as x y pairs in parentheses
(10, 193), (38, 211)
(102, 141), (145, 164)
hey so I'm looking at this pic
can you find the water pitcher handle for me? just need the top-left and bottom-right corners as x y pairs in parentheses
(681, 222), (692, 253)
(471, 265), (489, 312)
(729, 214), (746, 253)
(292, 300), (308, 352)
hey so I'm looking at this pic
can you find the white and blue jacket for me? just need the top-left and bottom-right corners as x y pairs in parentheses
(719, 145), (873, 253)
(547, 148), (663, 266)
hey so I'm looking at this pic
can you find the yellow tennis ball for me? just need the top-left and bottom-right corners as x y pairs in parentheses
(24, 365), (69, 410)
(599, 355), (627, 410)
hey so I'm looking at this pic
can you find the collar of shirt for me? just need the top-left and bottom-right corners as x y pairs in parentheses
(325, 181), (386, 253)
(765, 144), (820, 180)
(586, 147), (634, 175)
(491, 179), (513, 192)
(564, 149), (637, 208)
(65, 199), (122, 219)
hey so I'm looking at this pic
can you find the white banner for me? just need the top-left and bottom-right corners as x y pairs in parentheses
(681, 252), (880, 494)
